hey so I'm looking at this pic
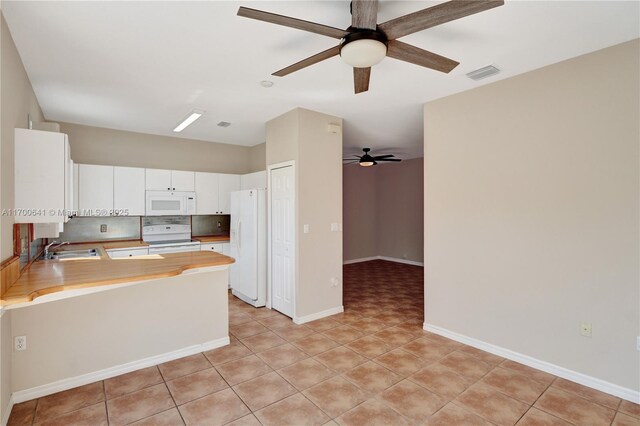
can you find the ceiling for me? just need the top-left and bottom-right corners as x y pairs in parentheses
(3, 1), (639, 159)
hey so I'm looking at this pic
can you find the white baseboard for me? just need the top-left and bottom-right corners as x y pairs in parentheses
(343, 257), (378, 265)
(1, 394), (14, 426)
(377, 256), (424, 267)
(11, 336), (230, 405)
(424, 323), (640, 404)
(343, 256), (424, 267)
(294, 306), (344, 325)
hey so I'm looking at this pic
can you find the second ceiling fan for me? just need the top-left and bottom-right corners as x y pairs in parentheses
(237, 0), (504, 94)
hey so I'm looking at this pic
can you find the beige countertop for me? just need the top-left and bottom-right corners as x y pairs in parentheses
(1, 242), (234, 306)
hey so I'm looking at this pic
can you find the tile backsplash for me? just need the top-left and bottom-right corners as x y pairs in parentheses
(58, 216), (141, 242)
(192, 215), (230, 236)
(58, 215), (229, 243)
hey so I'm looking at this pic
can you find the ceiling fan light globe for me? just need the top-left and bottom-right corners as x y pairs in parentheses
(359, 161), (375, 167)
(340, 39), (387, 68)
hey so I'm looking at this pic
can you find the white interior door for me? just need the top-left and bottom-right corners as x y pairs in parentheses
(270, 165), (295, 317)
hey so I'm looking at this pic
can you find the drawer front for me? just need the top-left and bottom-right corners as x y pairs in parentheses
(107, 248), (149, 258)
(201, 243), (223, 253)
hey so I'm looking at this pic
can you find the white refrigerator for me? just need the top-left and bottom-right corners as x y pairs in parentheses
(230, 189), (267, 307)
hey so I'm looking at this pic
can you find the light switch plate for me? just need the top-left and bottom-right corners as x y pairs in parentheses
(303, 224), (309, 234)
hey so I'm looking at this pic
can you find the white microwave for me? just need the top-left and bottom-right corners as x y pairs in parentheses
(145, 191), (196, 216)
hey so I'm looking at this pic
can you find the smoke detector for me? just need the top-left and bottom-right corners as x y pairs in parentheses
(466, 65), (500, 81)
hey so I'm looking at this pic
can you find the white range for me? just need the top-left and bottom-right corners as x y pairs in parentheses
(142, 216), (200, 254)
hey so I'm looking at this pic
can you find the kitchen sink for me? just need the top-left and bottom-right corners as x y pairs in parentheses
(42, 249), (99, 260)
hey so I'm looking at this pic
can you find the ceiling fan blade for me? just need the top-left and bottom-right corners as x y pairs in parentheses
(343, 160), (360, 164)
(377, 158), (402, 162)
(378, 0), (504, 40)
(354, 67), (371, 94)
(387, 40), (459, 73)
(352, 0), (378, 30)
(273, 45), (341, 77)
(238, 7), (349, 39)
(372, 154), (395, 159)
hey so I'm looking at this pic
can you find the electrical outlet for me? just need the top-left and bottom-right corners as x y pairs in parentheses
(15, 336), (27, 351)
(100, 224), (107, 233)
(330, 223), (340, 232)
(330, 277), (339, 287)
(303, 224), (310, 234)
(580, 322), (592, 338)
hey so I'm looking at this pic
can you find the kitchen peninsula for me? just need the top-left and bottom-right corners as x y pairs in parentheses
(1, 244), (234, 403)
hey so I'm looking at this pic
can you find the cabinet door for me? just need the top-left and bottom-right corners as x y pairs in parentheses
(14, 129), (66, 223)
(64, 139), (72, 223)
(78, 164), (114, 215)
(145, 169), (172, 190)
(114, 167), (145, 216)
(171, 170), (195, 191)
(218, 174), (241, 214)
(201, 243), (223, 253)
(195, 172), (219, 214)
(73, 163), (79, 212)
(107, 248), (149, 258)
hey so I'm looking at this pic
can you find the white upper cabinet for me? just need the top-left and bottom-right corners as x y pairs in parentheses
(218, 174), (241, 214)
(145, 169), (194, 191)
(114, 167), (146, 216)
(195, 172), (220, 214)
(171, 170), (195, 191)
(194, 173), (239, 214)
(78, 164), (114, 214)
(145, 169), (172, 191)
(15, 129), (72, 223)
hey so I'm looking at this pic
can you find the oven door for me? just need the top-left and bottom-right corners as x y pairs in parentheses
(145, 191), (186, 216)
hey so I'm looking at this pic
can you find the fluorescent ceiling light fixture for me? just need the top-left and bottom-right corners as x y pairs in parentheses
(173, 110), (205, 132)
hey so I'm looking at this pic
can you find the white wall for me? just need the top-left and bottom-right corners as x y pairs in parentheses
(424, 39), (639, 392)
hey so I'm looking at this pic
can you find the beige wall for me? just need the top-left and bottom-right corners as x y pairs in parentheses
(424, 39), (639, 391)
(0, 13), (45, 419)
(248, 143), (266, 173)
(266, 108), (343, 319)
(0, 13), (44, 263)
(343, 165), (377, 260)
(0, 311), (11, 423)
(10, 270), (228, 393)
(60, 122), (262, 175)
(343, 158), (424, 263)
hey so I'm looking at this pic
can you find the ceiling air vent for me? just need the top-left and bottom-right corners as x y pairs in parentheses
(466, 65), (500, 81)
(217, 121), (231, 127)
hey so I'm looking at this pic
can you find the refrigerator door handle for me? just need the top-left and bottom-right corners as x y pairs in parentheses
(237, 219), (242, 251)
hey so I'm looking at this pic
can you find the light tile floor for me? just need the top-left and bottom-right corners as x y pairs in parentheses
(8, 260), (640, 425)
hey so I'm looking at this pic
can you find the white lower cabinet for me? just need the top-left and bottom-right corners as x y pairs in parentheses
(107, 248), (149, 258)
(201, 242), (229, 254)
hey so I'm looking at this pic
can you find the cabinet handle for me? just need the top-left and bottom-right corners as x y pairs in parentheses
(167, 187), (170, 190)
(173, 187), (176, 190)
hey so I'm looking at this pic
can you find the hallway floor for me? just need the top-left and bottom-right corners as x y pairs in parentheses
(8, 260), (639, 425)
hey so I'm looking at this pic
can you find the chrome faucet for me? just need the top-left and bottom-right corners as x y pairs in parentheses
(44, 240), (69, 257)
